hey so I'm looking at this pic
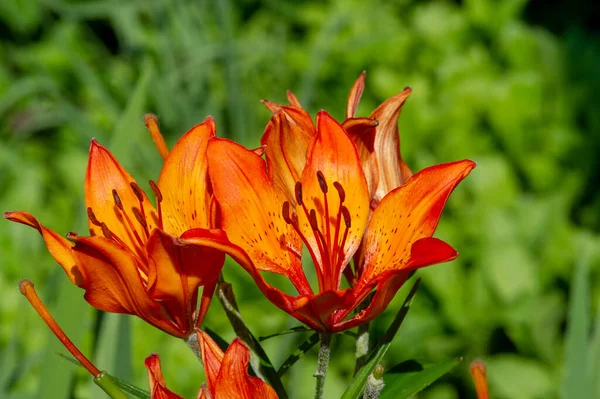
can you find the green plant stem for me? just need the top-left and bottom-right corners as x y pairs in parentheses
(185, 330), (203, 363)
(354, 322), (370, 375)
(94, 372), (128, 399)
(314, 333), (332, 399)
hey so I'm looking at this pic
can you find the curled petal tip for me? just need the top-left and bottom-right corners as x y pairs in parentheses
(3, 211), (13, 219)
(66, 232), (79, 241)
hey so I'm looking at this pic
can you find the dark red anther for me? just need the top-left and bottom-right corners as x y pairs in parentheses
(295, 182), (303, 206)
(309, 209), (319, 231)
(316, 171), (328, 193)
(112, 189), (123, 210)
(342, 206), (351, 228)
(100, 223), (112, 238)
(132, 207), (147, 228)
(149, 180), (163, 202)
(130, 182), (144, 202)
(333, 182), (345, 203)
(87, 207), (101, 226)
(282, 201), (292, 224)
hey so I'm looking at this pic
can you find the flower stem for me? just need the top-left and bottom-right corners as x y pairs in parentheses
(354, 322), (370, 375)
(314, 333), (332, 399)
(184, 330), (203, 363)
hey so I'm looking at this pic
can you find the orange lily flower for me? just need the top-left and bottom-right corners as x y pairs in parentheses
(204, 110), (475, 332)
(4, 117), (226, 338)
(145, 330), (278, 399)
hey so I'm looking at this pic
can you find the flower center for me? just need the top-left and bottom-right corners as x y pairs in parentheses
(282, 171), (352, 291)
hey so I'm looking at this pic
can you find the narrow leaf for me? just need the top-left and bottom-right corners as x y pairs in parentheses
(277, 333), (319, 377)
(341, 278), (421, 399)
(259, 326), (311, 342)
(379, 358), (462, 399)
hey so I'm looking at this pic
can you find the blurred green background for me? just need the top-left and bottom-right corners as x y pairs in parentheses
(1, 0), (599, 398)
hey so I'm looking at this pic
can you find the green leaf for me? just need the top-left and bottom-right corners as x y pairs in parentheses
(341, 278), (421, 399)
(277, 333), (319, 377)
(259, 326), (311, 342)
(379, 358), (462, 399)
(93, 372), (129, 399)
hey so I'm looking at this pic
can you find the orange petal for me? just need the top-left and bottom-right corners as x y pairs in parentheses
(157, 117), (215, 236)
(370, 87), (413, 203)
(297, 111), (370, 289)
(214, 338), (278, 399)
(346, 71), (366, 119)
(260, 109), (315, 202)
(293, 289), (355, 332)
(207, 138), (311, 295)
(145, 354), (184, 399)
(286, 90), (302, 108)
(4, 211), (83, 286)
(361, 160), (475, 283)
(85, 140), (157, 261)
(342, 117), (380, 201)
(145, 228), (225, 331)
(198, 330), (225, 395)
(70, 235), (182, 336)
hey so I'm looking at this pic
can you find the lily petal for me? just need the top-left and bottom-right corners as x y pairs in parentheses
(360, 160), (475, 283)
(157, 117), (215, 236)
(145, 354), (184, 399)
(207, 138), (311, 295)
(342, 117), (380, 200)
(85, 140), (157, 261)
(293, 289), (355, 331)
(260, 109), (315, 202)
(298, 111), (370, 289)
(370, 87), (413, 203)
(214, 337), (278, 399)
(198, 330), (225, 395)
(346, 71), (366, 119)
(4, 211), (83, 286)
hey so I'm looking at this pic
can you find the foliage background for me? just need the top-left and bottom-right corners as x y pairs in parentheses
(1, 0), (599, 398)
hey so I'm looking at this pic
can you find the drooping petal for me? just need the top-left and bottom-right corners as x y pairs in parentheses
(198, 330), (225, 395)
(260, 108), (315, 202)
(145, 354), (184, 399)
(85, 140), (157, 261)
(292, 289), (355, 331)
(4, 211), (83, 286)
(342, 117), (380, 200)
(157, 117), (215, 236)
(145, 228), (225, 331)
(298, 111), (370, 289)
(360, 160), (475, 284)
(214, 338), (278, 399)
(346, 71), (366, 119)
(69, 235), (182, 336)
(207, 138), (311, 295)
(370, 87), (414, 203)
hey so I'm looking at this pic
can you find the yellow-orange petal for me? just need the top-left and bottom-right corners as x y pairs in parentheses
(4, 211), (83, 286)
(85, 140), (157, 261)
(157, 117), (215, 236)
(198, 329), (225, 395)
(207, 138), (311, 295)
(144, 354), (184, 399)
(214, 338), (278, 399)
(298, 111), (370, 288)
(370, 87), (413, 203)
(346, 71), (366, 119)
(260, 109), (315, 202)
(360, 160), (475, 283)
(342, 117), (380, 201)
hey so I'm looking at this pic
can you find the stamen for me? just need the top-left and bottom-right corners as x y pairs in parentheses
(112, 189), (123, 210)
(19, 280), (101, 377)
(130, 182), (144, 203)
(132, 207), (148, 232)
(309, 209), (319, 231)
(87, 207), (101, 226)
(149, 180), (163, 229)
(130, 182), (150, 238)
(333, 181), (345, 203)
(295, 182), (303, 206)
(144, 113), (169, 160)
(100, 223), (113, 239)
(342, 206), (351, 228)
(111, 188), (145, 246)
(282, 201), (292, 224)
(470, 360), (489, 399)
(316, 171), (328, 193)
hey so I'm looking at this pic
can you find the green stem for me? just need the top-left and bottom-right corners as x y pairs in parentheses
(314, 333), (332, 399)
(354, 322), (370, 375)
(185, 330), (203, 363)
(94, 372), (128, 399)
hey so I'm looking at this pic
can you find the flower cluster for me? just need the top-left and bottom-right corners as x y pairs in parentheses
(6, 73), (475, 398)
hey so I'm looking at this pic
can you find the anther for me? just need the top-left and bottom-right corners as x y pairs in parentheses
(100, 223), (112, 238)
(130, 182), (144, 202)
(87, 208), (101, 226)
(282, 201), (292, 224)
(112, 189), (123, 210)
(333, 181), (345, 203)
(132, 207), (148, 228)
(342, 206), (351, 228)
(149, 180), (163, 202)
(295, 182), (303, 206)
(316, 171), (328, 193)
(309, 209), (319, 231)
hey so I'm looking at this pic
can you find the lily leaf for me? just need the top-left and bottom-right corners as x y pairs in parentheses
(341, 278), (421, 399)
(277, 332), (319, 377)
(259, 326), (311, 342)
(379, 358), (462, 399)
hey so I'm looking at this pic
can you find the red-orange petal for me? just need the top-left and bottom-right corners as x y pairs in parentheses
(207, 138), (311, 295)
(85, 140), (157, 261)
(360, 160), (475, 283)
(370, 87), (413, 203)
(342, 117), (380, 201)
(297, 111), (370, 289)
(4, 211), (83, 286)
(145, 354), (184, 399)
(260, 109), (315, 202)
(145, 228), (225, 331)
(293, 289), (355, 332)
(214, 338), (278, 399)
(157, 117), (215, 236)
(346, 71), (366, 119)
(198, 330), (225, 395)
